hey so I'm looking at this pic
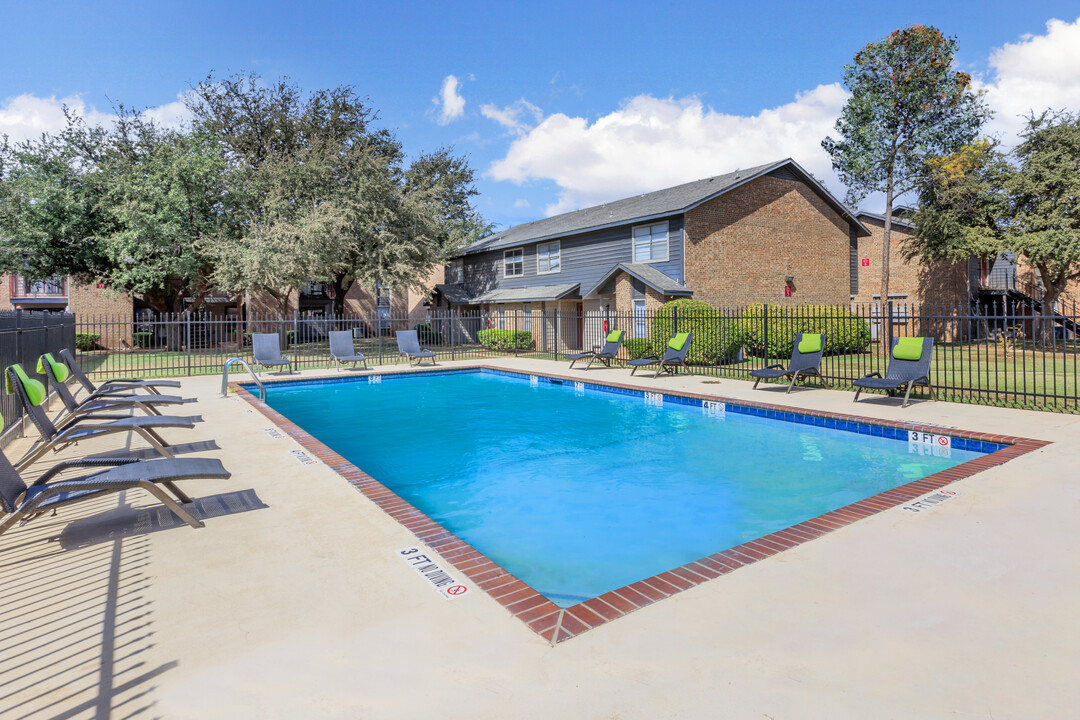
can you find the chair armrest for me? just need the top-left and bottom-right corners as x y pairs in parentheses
(34, 457), (141, 485)
(862, 371), (882, 379)
(765, 364), (785, 369)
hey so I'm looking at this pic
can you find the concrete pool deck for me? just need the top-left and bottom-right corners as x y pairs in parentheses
(2, 357), (1078, 718)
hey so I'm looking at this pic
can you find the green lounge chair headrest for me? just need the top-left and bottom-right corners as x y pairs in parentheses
(797, 334), (822, 354)
(5, 364), (47, 407)
(668, 332), (689, 351)
(606, 330), (623, 343)
(893, 337), (925, 361)
(37, 353), (70, 382)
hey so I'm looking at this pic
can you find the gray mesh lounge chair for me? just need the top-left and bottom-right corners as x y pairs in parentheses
(0, 449), (230, 537)
(6, 365), (202, 472)
(566, 330), (624, 370)
(251, 333), (294, 374)
(328, 331), (368, 371)
(853, 336), (935, 408)
(396, 330), (437, 367)
(750, 332), (826, 393)
(58, 348), (181, 398)
(627, 332), (694, 377)
(39, 353), (193, 425)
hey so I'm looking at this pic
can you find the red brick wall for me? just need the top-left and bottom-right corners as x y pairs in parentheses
(683, 175), (851, 308)
(853, 217), (968, 309)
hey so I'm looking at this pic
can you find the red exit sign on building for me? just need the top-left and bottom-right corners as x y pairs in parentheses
(96, 283), (107, 289)
(861, 258), (870, 267)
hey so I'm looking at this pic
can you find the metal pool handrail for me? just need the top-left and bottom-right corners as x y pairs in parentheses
(221, 357), (265, 401)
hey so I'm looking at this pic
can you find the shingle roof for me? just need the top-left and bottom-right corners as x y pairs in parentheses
(472, 284), (580, 303)
(855, 211), (916, 231)
(586, 263), (692, 298)
(434, 283), (472, 305)
(460, 158), (869, 256)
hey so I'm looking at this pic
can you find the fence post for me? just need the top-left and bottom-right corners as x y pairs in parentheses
(886, 299), (894, 355)
(185, 312), (192, 376)
(514, 308), (518, 357)
(451, 309), (457, 361)
(378, 320), (383, 367)
(762, 304), (769, 362)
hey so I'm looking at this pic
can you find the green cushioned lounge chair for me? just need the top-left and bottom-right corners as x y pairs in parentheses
(627, 332), (694, 378)
(565, 330), (625, 370)
(852, 336), (935, 408)
(750, 333), (826, 393)
(39, 353), (193, 426)
(5, 365), (202, 472)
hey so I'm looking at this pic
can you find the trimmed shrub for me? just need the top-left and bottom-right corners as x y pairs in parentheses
(75, 333), (100, 351)
(414, 322), (442, 345)
(624, 337), (654, 360)
(131, 331), (153, 349)
(477, 329), (532, 351)
(649, 298), (748, 365)
(741, 304), (872, 358)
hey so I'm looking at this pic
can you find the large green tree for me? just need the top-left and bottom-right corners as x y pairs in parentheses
(0, 108), (229, 318)
(823, 25), (990, 303)
(911, 112), (1080, 342)
(187, 72), (490, 316)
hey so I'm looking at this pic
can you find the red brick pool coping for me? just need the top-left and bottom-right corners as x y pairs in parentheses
(232, 364), (1049, 645)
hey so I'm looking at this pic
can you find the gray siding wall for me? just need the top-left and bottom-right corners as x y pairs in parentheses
(462, 215), (685, 298)
(987, 252), (1017, 288)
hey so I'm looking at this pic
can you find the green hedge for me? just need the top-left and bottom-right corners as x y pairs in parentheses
(477, 329), (532, 351)
(131, 331), (153, 348)
(741, 304), (871, 358)
(650, 298), (748, 365)
(624, 337), (654, 360)
(75, 333), (100, 351)
(414, 322), (442, 345)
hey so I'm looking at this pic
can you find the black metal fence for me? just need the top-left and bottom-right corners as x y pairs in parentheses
(1, 311), (76, 432)
(67, 300), (1080, 412)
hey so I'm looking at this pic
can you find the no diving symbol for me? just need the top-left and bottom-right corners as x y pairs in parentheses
(446, 585), (468, 596)
(937, 436), (949, 446)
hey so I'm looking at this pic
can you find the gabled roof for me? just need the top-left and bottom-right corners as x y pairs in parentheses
(435, 283), (581, 305)
(855, 211), (916, 231)
(586, 263), (692, 299)
(460, 158), (870, 257)
(434, 283), (472, 305)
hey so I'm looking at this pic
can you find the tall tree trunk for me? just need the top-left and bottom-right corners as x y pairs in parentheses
(331, 273), (350, 320)
(881, 179), (893, 312)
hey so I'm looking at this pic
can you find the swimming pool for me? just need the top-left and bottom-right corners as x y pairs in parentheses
(257, 368), (995, 609)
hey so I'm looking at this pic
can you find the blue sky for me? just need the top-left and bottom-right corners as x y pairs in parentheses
(3, 1), (1080, 230)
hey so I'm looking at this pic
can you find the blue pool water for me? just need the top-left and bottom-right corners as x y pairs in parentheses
(262, 370), (984, 607)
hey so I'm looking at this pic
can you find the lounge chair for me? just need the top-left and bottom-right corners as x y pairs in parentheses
(852, 336), (935, 408)
(566, 330), (624, 370)
(627, 332), (694, 377)
(58, 348), (181, 398)
(396, 330), (437, 367)
(0, 449), (231, 537)
(5, 365), (201, 471)
(251, 333), (294, 374)
(328, 331), (368, 371)
(750, 333), (826, 393)
(39, 353), (193, 424)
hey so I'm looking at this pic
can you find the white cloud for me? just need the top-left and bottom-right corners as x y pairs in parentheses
(487, 85), (849, 216)
(434, 75), (466, 125)
(513, 198), (530, 208)
(480, 98), (543, 136)
(975, 16), (1080, 146)
(0, 92), (192, 144)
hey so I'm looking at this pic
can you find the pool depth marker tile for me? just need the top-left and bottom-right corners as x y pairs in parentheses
(231, 364), (1049, 645)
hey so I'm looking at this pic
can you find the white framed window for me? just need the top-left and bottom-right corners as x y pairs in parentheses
(523, 303), (532, 332)
(633, 299), (648, 337)
(632, 221), (669, 263)
(448, 259), (463, 284)
(503, 248), (524, 277)
(536, 241), (561, 274)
